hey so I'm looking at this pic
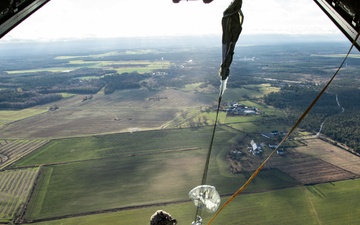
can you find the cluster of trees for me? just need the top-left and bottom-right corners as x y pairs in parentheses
(102, 72), (149, 94)
(264, 84), (360, 153)
(39, 79), (105, 94)
(264, 85), (342, 115)
(1, 66), (199, 109)
(0, 68), (111, 109)
(0, 89), (62, 109)
(188, 115), (210, 128)
(1, 68), (110, 92)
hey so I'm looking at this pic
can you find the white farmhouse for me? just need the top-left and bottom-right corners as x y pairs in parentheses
(250, 140), (263, 155)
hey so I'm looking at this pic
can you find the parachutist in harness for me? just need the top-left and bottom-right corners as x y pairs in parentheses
(150, 210), (177, 225)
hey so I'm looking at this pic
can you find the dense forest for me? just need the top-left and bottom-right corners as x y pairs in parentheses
(264, 82), (360, 153)
(0, 68), (110, 109)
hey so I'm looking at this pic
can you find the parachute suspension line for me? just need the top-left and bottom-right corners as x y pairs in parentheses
(207, 31), (360, 225)
(191, 2), (243, 224)
(201, 95), (223, 186)
(194, 95), (223, 223)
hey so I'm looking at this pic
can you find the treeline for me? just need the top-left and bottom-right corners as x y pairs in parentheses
(0, 68), (111, 109)
(38, 79), (105, 95)
(264, 84), (360, 153)
(0, 89), (62, 109)
(264, 85), (341, 115)
(0, 68), (158, 109)
(102, 72), (150, 94)
(1, 68), (110, 92)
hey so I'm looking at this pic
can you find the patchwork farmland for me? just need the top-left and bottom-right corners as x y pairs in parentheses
(0, 89), (215, 139)
(0, 168), (40, 224)
(0, 43), (359, 224)
(0, 140), (49, 170)
(0, 85), (359, 224)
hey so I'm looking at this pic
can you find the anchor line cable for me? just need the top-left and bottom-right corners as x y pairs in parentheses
(194, 95), (223, 222)
(208, 31), (360, 225)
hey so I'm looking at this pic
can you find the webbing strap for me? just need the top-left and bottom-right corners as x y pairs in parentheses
(194, 95), (223, 221)
(201, 95), (222, 185)
(208, 31), (360, 225)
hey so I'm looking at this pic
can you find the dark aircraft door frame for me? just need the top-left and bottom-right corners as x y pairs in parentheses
(0, 0), (51, 39)
(314, 0), (360, 51)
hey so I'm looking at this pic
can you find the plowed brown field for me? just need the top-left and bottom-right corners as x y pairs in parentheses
(268, 138), (360, 184)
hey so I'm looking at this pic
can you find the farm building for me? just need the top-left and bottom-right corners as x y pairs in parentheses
(277, 149), (285, 155)
(261, 130), (285, 139)
(268, 143), (278, 148)
(250, 140), (263, 155)
(226, 102), (260, 116)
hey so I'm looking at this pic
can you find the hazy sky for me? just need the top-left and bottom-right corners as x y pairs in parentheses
(2, 0), (341, 41)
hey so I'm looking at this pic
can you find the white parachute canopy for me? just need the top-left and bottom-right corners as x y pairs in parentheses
(188, 185), (221, 213)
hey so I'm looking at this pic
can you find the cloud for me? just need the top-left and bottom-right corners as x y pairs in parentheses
(2, 0), (340, 41)
(243, 0), (339, 34)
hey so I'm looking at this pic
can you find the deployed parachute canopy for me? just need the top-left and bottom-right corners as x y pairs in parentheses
(188, 185), (221, 213)
(219, 0), (244, 81)
(218, 0), (243, 97)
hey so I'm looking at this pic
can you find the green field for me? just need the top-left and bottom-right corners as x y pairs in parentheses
(224, 84), (280, 101)
(1, 81), (359, 224)
(67, 59), (171, 74)
(11, 127), (299, 222)
(0, 108), (48, 126)
(7, 56), (171, 75)
(13, 128), (226, 167)
(0, 168), (40, 223)
(29, 179), (360, 225)
(55, 49), (158, 60)
(6, 67), (77, 74)
(164, 84), (282, 129)
(0, 139), (49, 170)
(7, 49), (171, 75)
(5, 85), (357, 224)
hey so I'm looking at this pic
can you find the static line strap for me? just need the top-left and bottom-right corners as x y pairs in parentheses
(194, 95), (223, 222)
(208, 31), (360, 225)
(202, 95), (222, 185)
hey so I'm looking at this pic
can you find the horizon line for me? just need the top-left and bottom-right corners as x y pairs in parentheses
(0, 33), (346, 44)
